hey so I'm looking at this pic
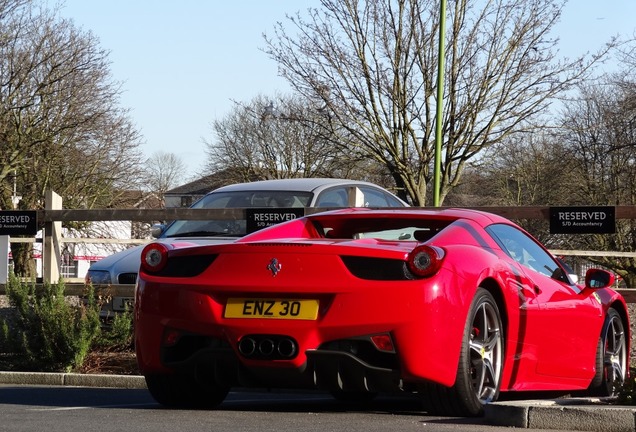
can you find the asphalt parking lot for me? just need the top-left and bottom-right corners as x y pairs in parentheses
(0, 371), (634, 431)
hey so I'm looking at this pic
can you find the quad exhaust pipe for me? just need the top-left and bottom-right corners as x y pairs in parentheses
(238, 335), (298, 360)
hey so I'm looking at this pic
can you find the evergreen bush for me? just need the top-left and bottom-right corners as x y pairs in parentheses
(617, 369), (636, 405)
(94, 306), (134, 352)
(0, 275), (101, 372)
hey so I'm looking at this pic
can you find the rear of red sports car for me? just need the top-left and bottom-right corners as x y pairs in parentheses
(134, 208), (629, 416)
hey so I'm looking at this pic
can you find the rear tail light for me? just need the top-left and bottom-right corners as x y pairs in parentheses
(407, 245), (444, 278)
(141, 243), (170, 273)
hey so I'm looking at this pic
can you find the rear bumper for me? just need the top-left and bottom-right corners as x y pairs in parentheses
(134, 266), (471, 388)
(151, 342), (403, 393)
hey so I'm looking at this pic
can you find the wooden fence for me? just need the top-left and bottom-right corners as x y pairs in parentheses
(1, 191), (636, 301)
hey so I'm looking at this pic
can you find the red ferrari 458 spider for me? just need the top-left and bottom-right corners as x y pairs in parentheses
(134, 208), (629, 416)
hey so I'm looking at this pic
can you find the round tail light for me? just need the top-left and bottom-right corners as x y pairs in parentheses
(141, 243), (170, 273)
(407, 245), (444, 278)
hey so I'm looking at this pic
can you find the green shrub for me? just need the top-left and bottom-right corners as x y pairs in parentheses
(94, 306), (134, 352)
(617, 369), (636, 405)
(0, 275), (101, 372)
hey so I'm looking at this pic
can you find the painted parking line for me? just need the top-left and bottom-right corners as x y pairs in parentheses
(27, 403), (156, 411)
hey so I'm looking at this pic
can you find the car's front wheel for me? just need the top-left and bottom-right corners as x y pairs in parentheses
(145, 373), (229, 409)
(420, 288), (504, 416)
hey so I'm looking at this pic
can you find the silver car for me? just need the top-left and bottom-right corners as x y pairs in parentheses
(86, 178), (408, 318)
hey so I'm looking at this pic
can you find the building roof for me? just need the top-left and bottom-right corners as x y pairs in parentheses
(165, 174), (228, 196)
(115, 190), (163, 209)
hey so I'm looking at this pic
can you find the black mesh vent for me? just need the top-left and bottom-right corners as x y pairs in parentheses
(340, 256), (412, 280)
(156, 254), (218, 277)
(117, 273), (138, 284)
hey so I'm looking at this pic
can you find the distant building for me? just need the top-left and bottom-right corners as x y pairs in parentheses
(164, 171), (241, 207)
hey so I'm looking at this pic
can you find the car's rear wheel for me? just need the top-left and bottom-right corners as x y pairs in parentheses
(145, 373), (229, 409)
(420, 288), (503, 416)
(586, 307), (627, 396)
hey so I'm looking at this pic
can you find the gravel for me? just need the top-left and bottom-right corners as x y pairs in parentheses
(628, 303), (636, 368)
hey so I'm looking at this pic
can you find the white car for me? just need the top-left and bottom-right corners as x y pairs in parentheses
(86, 178), (408, 318)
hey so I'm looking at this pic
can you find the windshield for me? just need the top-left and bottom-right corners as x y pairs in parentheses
(162, 190), (313, 238)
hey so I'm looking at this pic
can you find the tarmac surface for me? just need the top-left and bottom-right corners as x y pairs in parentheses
(0, 371), (635, 431)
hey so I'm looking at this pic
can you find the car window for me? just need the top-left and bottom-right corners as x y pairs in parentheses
(315, 186), (404, 208)
(315, 188), (348, 207)
(353, 227), (423, 240)
(162, 190), (313, 237)
(319, 217), (450, 240)
(486, 223), (570, 283)
(194, 191), (312, 209)
(359, 186), (403, 207)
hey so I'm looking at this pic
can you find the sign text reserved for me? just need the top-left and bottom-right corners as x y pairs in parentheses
(0, 210), (38, 236)
(246, 208), (305, 233)
(549, 206), (615, 234)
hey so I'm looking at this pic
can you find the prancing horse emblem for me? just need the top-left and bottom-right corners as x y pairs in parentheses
(267, 258), (282, 277)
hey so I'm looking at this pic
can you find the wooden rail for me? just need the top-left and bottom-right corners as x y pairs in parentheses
(30, 205), (636, 222)
(2, 199), (635, 300)
(1, 284), (635, 303)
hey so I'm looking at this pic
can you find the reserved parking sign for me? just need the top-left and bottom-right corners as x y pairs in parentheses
(245, 208), (305, 233)
(0, 210), (38, 236)
(549, 206), (615, 234)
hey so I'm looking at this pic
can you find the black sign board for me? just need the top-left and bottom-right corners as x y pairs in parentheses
(549, 206), (615, 234)
(246, 208), (305, 234)
(0, 210), (38, 236)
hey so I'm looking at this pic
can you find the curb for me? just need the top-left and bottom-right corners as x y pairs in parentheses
(0, 371), (146, 389)
(485, 398), (636, 432)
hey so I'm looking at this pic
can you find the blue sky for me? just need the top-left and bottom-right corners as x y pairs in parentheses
(58, 1), (636, 179)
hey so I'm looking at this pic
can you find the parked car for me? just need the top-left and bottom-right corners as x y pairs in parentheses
(134, 207), (629, 416)
(85, 178), (408, 317)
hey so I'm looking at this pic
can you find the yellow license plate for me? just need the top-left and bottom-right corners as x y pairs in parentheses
(224, 298), (319, 320)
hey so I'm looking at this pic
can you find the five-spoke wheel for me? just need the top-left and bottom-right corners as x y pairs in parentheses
(467, 290), (504, 405)
(420, 288), (503, 416)
(586, 307), (627, 396)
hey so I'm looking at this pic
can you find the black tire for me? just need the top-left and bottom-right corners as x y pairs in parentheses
(420, 288), (504, 416)
(585, 308), (627, 396)
(145, 373), (229, 409)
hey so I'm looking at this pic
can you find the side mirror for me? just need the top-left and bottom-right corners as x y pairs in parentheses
(585, 269), (615, 289)
(151, 223), (166, 238)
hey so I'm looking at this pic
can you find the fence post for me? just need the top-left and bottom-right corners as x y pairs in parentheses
(43, 190), (62, 283)
(347, 187), (365, 207)
(0, 235), (8, 284)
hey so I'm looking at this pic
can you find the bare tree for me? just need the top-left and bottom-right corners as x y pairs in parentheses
(0, 1), (145, 275)
(144, 151), (186, 199)
(462, 134), (576, 205)
(204, 94), (375, 183)
(265, 0), (613, 205)
(553, 80), (636, 286)
(0, 1), (145, 207)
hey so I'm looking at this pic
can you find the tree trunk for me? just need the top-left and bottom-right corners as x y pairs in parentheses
(10, 243), (36, 278)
